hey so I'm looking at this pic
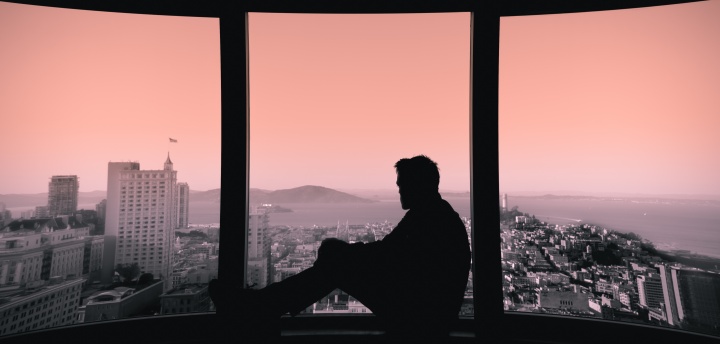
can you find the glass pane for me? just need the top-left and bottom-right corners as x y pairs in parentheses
(500, 1), (720, 338)
(248, 13), (472, 317)
(0, 2), (220, 337)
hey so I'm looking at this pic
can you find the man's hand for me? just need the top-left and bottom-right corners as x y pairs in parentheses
(317, 238), (349, 261)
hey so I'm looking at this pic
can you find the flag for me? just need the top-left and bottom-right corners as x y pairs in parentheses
(169, 138), (178, 143)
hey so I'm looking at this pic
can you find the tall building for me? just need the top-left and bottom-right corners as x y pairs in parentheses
(671, 266), (720, 331)
(658, 263), (681, 326)
(175, 182), (189, 229)
(0, 203), (11, 228)
(101, 162), (140, 284)
(637, 273), (664, 310)
(34, 206), (49, 218)
(104, 156), (180, 291)
(247, 208), (271, 288)
(96, 199), (106, 224)
(48, 175), (79, 216)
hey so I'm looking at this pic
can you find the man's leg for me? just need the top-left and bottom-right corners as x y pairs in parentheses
(210, 239), (392, 318)
(259, 266), (336, 316)
(209, 266), (335, 318)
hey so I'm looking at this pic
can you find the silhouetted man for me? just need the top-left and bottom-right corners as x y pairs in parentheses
(210, 155), (471, 338)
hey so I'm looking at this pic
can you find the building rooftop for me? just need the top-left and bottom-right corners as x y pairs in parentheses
(161, 284), (207, 297)
(0, 277), (85, 309)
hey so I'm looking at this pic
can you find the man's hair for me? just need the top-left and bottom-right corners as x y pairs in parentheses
(394, 155), (440, 190)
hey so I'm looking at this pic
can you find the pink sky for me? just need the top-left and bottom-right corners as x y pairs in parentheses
(2, 2), (719, 197)
(0, 2), (221, 194)
(500, 1), (720, 196)
(248, 13), (471, 192)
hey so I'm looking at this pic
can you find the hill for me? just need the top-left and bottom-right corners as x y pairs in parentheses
(0, 186), (375, 211)
(0, 191), (106, 208)
(251, 185), (375, 204)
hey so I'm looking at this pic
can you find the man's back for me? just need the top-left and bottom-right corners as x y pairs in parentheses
(351, 195), (471, 332)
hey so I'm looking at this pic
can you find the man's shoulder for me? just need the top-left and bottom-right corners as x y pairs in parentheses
(405, 199), (462, 223)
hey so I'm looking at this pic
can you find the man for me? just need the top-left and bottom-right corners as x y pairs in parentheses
(210, 155), (471, 337)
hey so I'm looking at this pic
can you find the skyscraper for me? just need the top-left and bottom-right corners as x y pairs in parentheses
(176, 182), (189, 229)
(103, 156), (180, 291)
(247, 207), (271, 288)
(47, 175), (79, 216)
(101, 162), (140, 285)
(671, 266), (720, 331)
(658, 263), (680, 326)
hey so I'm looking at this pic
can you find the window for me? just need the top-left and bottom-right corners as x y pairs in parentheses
(2, 1), (717, 343)
(499, 1), (720, 338)
(0, 0), (220, 337)
(246, 12), (471, 316)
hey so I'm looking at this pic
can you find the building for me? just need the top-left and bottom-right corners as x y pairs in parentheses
(78, 280), (164, 323)
(175, 182), (189, 229)
(247, 208), (271, 288)
(671, 267), (720, 332)
(104, 156), (180, 291)
(47, 175), (79, 216)
(95, 199), (106, 224)
(637, 273), (664, 310)
(159, 284), (210, 315)
(82, 235), (105, 281)
(19, 209), (34, 220)
(0, 203), (8, 228)
(34, 206), (49, 218)
(658, 263), (681, 326)
(0, 217), (100, 336)
(101, 162), (141, 285)
(537, 289), (591, 313)
(0, 277), (85, 336)
(1, 217), (101, 286)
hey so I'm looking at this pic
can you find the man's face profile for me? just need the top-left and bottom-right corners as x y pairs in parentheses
(397, 173), (412, 210)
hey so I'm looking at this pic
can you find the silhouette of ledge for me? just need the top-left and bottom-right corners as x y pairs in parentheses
(3, 312), (719, 344)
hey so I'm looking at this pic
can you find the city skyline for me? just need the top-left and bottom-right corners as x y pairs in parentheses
(2, 2), (720, 197)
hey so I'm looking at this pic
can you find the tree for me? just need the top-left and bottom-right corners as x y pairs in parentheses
(137, 273), (154, 285)
(116, 263), (140, 283)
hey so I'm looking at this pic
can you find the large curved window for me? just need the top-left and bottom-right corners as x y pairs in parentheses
(500, 1), (720, 338)
(0, 1), (220, 337)
(3, 0), (719, 342)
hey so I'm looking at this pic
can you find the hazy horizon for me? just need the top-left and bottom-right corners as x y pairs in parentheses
(4, 185), (720, 200)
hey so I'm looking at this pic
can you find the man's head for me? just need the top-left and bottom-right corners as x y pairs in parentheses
(394, 155), (440, 210)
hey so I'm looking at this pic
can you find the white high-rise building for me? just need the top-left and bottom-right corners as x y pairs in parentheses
(104, 156), (179, 291)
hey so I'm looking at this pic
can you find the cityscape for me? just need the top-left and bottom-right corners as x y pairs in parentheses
(2, 158), (720, 338)
(0, 156), (215, 336)
(499, 194), (720, 337)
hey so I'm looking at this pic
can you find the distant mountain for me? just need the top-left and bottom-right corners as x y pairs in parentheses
(250, 185), (375, 204)
(0, 191), (106, 208)
(189, 188), (220, 203)
(1, 186), (374, 210)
